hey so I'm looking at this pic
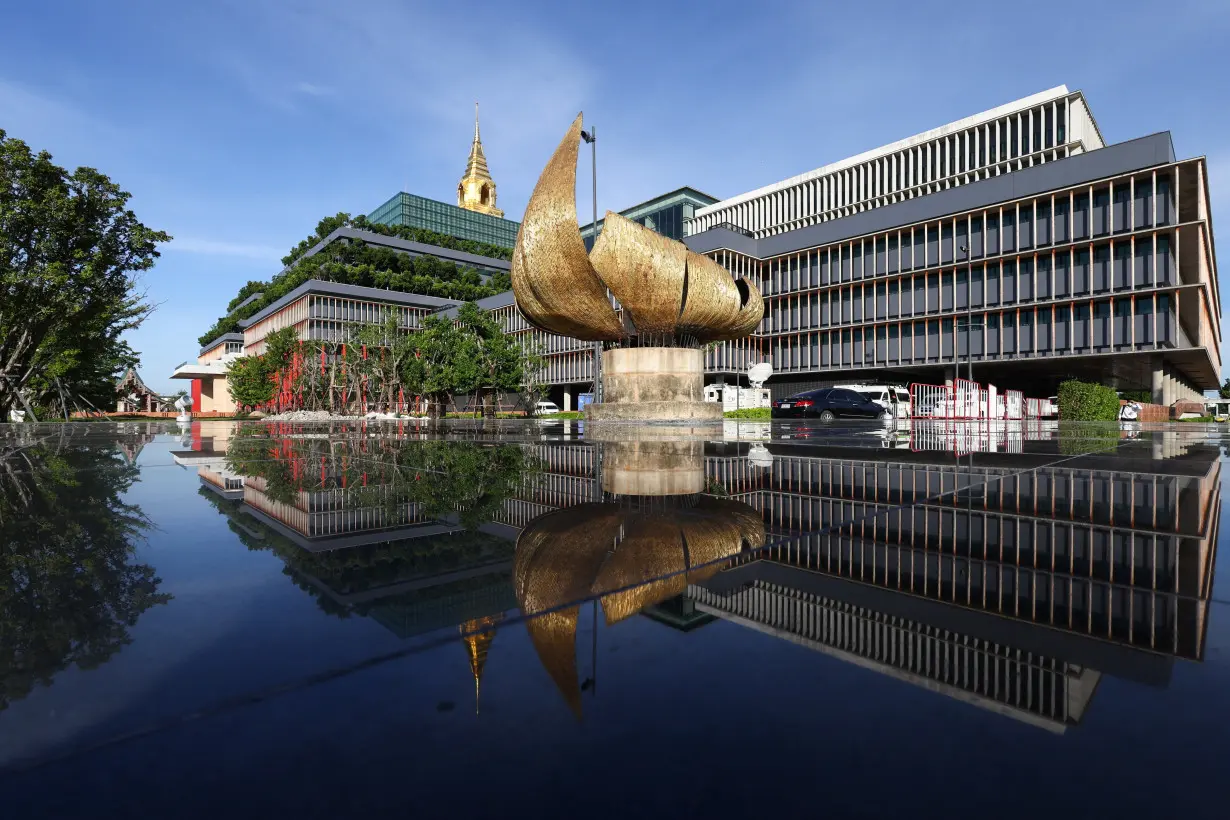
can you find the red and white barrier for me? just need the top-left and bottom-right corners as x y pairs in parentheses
(909, 383), (953, 418)
(953, 378), (982, 419)
(1005, 390), (1025, 420)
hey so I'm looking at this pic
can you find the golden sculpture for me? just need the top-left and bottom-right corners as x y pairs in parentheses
(511, 114), (763, 344)
(457, 103), (505, 217)
(512, 497), (766, 716)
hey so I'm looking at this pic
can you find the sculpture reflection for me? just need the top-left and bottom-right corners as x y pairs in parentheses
(513, 438), (766, 717)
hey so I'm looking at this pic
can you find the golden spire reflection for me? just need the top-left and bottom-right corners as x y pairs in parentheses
(460, 613), (504, 714)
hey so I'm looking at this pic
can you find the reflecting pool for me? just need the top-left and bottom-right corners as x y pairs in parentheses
(1, 419), (1227, 818)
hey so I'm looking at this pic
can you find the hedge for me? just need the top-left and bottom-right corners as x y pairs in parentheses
(1057, 379), (1121, 421)
(724, 407), (771, 420)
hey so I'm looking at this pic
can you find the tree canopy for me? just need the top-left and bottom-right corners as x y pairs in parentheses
(0, 129), (169, 418)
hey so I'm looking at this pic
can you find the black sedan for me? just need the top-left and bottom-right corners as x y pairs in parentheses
(771, 387), (892, 421)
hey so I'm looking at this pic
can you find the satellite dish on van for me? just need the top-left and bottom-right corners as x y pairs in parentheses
(748, 363), (773, 388)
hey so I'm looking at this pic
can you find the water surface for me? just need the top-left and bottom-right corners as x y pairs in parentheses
(1, 419), (1226, 818)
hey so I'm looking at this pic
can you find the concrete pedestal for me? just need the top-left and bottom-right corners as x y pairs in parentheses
(585, 347), (722, 423)
(598, 440), (705, 496)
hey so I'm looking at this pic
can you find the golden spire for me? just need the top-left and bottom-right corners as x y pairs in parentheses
(457, 102), (504, 217)
(460, 614), (504, 714)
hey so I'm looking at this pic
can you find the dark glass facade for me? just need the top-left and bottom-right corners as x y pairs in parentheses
(581, 187), (718, 250)
(368, 192), (521, 248)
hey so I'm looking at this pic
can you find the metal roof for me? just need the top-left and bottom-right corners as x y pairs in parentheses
(302, 226), (511, 273)
(685, 132), (1177, 260)
(199, 332), (245, 357)
(240, 280), (464, 329)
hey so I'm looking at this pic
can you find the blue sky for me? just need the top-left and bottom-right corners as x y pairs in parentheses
(3, 0), (1228, 392)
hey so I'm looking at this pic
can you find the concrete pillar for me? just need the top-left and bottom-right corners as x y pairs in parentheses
(1163, 370), (1174, 406)
(1151, 354), (1164, 405)
(563, 388), (573, 412)
(943, 366), (957, 389)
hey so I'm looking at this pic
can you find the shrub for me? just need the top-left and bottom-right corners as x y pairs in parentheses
(1057, 379), (1120, 421)
(724, 407), (771, 420)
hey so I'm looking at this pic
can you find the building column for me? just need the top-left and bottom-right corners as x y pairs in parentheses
(1151, 354), (1164, 405)
(944, 366), (957, 389)
(563, 388), (573, 412)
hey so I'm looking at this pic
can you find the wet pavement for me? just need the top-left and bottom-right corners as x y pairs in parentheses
(0, 418), (1227, 818)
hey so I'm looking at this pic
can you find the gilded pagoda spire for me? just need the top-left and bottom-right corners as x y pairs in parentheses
(457, 102), (504, 217)
(460, 613), (504, 714)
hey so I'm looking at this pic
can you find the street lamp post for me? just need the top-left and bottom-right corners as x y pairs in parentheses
(960, 244), (972, 385)
(581, 125), (601, 404)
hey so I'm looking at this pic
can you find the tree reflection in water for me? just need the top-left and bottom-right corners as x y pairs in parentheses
(0, 430), (170, 710)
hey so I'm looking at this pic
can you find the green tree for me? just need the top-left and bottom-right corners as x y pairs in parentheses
(0, 431), (171, 710)
(1219, 378), (1230, 400)
(455, 302), (527, 416)
(227, 354), (274, 411)
(226, 280), (268, 313)
(0, 129), (169, 419)
(261, 327), (303, 412)
(349, 312), (415, 413)
(401, 313), (465, 418)
(518, 338), (548, 414)
(282, 211), (352, 266)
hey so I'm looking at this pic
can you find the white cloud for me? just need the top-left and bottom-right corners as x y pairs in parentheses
(168, 237), (285, 261)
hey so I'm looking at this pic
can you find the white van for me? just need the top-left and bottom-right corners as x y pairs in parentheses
(535, 401), (561, 416)
(838, 384), (910, 418)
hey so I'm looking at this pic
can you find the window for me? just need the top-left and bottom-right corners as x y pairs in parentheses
(1073, 194), (1090, 240)
(1092, 188), (1110, 236)
(1036, 202), (1051, 245)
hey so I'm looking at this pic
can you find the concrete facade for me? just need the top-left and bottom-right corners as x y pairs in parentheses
(684, 106), (1221, 399)
(690, 86), (1103, 238)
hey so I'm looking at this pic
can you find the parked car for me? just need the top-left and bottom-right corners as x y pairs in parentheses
(534, 401), (561, 416)
(771, 387), (893, 421)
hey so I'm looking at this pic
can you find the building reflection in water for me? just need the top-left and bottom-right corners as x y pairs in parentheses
(194, 422), (1220, 732)
(697, 430), (1220, 733)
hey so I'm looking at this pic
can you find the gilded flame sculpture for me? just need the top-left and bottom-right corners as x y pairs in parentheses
(511, 114), (764, 421)
(511, 113), (763, 345)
